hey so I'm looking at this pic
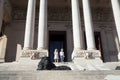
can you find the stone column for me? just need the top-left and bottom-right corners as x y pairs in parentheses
(71, 0), (85, 60)
(111, 0), (120, 60)
(23, 0), (36, 50)
(82, 0), (96, 50)
(37, 0), (48, 50)
(0, 0), (4, 33)
(71, 0), (83, 50)
(81, 0), (101, 62)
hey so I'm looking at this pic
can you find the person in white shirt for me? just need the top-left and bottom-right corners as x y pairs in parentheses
(60, 48), (65, 62)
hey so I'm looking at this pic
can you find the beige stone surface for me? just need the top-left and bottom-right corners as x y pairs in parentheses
(0, 35), (7, 62)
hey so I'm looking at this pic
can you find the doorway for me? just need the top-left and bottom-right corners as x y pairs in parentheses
(84, 32), (104, 61)
(49, 31), (67, 62)
(94, 32), (104, 61)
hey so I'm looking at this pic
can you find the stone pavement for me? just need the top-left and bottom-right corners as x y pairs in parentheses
(104, 75), (120, 80)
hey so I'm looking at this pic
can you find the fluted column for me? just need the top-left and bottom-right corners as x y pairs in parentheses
(71, 0), (83, 50)
(111, 0), (120, 60)
(23, 0), (36, 50)
(82, 0), (96, 50)
(37, 0), (48, 50)
(0, 0), (4, 33)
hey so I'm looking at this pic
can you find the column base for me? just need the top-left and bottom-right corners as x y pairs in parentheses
(72, 49), (102, 64)
(23, 47), (33, 50)
(0, 58), (5, 62)
(21, 49), (48, 60)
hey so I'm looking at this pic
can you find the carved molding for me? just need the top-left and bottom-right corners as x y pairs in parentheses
(92, 8), (114, 22)
(13, 10), (26, 20)
(12, 7), (114, 22)
(3, 0), (12, 23)
(72, 50), (101, 59)
(21, 50), (48, 59)
(48, 7), (72, 21)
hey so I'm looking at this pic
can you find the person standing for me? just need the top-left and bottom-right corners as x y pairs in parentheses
(54, 48), (59, 62)
(60, 48), (65, 62)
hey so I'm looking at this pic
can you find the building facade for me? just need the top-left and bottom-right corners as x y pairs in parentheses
(0, 0), (120, 62)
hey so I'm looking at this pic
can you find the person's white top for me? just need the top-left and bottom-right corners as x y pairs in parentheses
(60, 51), (64, 56)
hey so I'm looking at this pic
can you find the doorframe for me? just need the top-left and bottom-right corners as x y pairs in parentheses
(84, 31), (104, 61)
(49, 31), (67, 62)
(94, 32), (104, 61)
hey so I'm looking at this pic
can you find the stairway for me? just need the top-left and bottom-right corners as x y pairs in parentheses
(0, 60), (120, 71)
(0, 60), (120, 80)
(0, 71), (120, 80)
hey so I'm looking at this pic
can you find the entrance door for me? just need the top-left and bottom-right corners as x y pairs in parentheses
(49, 31), (67, 62)
(94, 32), (104, 61)
(84, 32), (104, 61)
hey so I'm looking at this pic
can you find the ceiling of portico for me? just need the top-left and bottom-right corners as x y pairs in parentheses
(10, 0), (111, 10)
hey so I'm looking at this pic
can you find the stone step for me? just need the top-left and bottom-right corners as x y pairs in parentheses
(1, 61), (120, 71)
(0, 71), (120, 80)
(0, 62), (116, 71)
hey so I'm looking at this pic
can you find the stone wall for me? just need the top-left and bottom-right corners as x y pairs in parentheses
(0, 35), (7, 62)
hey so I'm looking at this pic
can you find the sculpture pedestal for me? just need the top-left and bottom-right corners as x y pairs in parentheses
(21, 49), (48, 60)
(72, 50), (102, 65)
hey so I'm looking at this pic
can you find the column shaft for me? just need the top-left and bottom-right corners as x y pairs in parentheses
(111, 0), (120, 60)
(37, 0), (48, 50)
(0, 0), (4, 33)
(111, 0), (120, 43)
(82, 0), (96, 50)
(23, 0), (36, 49)
(71, 0), (83, 49)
